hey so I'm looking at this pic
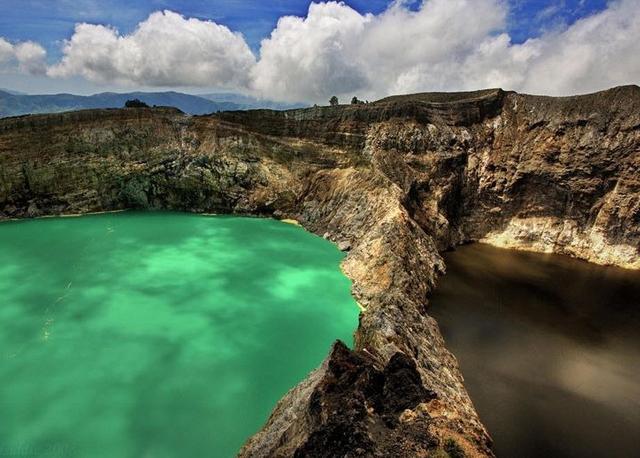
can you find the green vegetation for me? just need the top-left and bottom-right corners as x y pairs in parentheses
(443, 438), (466, 458)
(431, 438), (466, 458)
(124, 98), (149, 108)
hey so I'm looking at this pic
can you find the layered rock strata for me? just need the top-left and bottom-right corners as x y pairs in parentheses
(1, 86), (638, 457)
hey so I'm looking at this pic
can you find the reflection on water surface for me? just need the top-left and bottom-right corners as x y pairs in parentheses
(0, 212), (359, 457)
(429, 243), (640, 458)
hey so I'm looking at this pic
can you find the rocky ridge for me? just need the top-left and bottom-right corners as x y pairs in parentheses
(1, 86), (638, 457)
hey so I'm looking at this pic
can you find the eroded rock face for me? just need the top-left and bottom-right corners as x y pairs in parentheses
(252, 341), (437, 458)
(1, 86), (638, 457)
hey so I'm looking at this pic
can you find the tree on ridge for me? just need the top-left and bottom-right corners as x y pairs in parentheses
(125, 99), (149, 108)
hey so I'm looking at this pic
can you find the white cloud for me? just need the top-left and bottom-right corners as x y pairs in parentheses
(358, 0), (508, 98)
(12, 0), (640, 102)
(250, 2), (373, 102)
(0, 38), (47, 75)
(251, 0), (508, 101)
(516, 0), (640, 95)
(14, 42), (48, 75)
(0, 38), (13, 64)
(47, 10), (256, 88)
(251, 0), (640, 102)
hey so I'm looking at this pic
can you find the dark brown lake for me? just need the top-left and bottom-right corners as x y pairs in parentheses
(429, 243), (640, 458)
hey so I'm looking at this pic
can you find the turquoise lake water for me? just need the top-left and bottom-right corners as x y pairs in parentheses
(0, 212), (359, 457)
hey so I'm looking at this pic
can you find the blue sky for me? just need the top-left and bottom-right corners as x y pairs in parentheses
(0, 0), (609, 57)
(0, 0), (640, 97)
(2, 1), (397, 60)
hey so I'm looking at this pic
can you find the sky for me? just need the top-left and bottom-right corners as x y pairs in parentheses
(0, 0), (637, 102)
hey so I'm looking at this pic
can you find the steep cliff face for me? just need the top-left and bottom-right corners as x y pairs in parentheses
(362, 86), (640, 268)
(1, 86), (638, 457)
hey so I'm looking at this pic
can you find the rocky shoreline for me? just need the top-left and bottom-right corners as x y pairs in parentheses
(1, 86), (638, 457)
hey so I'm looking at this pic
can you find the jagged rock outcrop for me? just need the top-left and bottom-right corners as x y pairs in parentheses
(1, 86), (638, 457)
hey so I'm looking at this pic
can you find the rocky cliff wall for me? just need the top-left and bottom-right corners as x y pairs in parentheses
(1, 86), (638, 457)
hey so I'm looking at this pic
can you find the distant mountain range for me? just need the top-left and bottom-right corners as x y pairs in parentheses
(0, 90), (306, 118)
(0, 88), (27, 96)
(197, 93), (304, 111)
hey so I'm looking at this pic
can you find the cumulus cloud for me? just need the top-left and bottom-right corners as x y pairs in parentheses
(515, 0), (640, 95)
(47, 10), (256, 88)
(0, 37), (47, 75)
(251, 0), (510, 101)
(251, 2), (373, 102)
(0, 38), (13, 64)
(251, 0), (640, 102)
(26, 0), (640, 101)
